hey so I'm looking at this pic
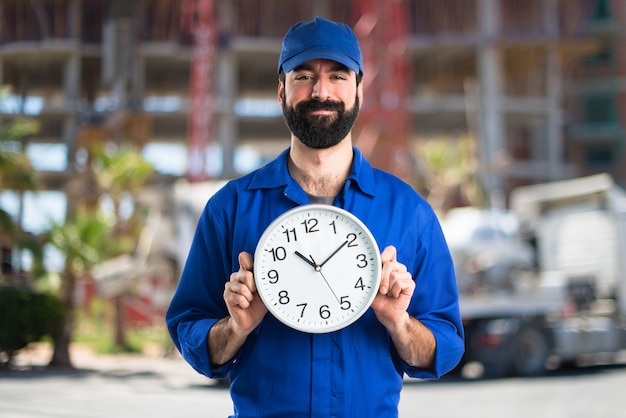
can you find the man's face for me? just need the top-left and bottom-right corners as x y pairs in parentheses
(279, 59), (362, 149)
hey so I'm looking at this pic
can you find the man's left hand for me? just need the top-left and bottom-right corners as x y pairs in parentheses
(371, 245), (415, 329)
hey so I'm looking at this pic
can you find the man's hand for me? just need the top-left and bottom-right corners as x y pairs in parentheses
(224, 251), (268, 336)
(371, 245), (436, 369)
(371, 245), (415, 329)
(209, 251), (267, 366)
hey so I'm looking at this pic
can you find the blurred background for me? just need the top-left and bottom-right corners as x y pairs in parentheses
(1, 0), (625, 378)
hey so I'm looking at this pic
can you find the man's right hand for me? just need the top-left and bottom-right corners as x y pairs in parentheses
(224, 251), (268, 337)
(209, 251), (268, 367)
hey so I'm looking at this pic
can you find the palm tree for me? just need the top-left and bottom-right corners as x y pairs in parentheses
(47, 206), (110, 367)
(0, 88), (42, 282)
(47, 144), (154, 365)
(90, 145), (154, 349)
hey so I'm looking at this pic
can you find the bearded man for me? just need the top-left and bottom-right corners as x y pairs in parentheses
(167, 17), (464, 418)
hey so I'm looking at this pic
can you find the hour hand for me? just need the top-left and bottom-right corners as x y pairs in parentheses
(294, 250), (319, 270)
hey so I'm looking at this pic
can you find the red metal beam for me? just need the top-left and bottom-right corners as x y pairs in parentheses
(353, 0), (414, 180)
(182, 0), (217, 182)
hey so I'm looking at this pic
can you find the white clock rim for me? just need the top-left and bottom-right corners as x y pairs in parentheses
(253, 204), (382, 334)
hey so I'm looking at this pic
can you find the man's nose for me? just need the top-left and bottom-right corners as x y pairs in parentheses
(311, 78), (331, 100)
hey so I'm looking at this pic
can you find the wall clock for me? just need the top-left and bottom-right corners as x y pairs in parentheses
(254, 204), (381, 333)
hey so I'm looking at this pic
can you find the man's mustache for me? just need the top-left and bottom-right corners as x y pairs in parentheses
(296, 100), (344, 113)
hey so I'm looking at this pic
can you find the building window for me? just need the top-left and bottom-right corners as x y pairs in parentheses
(25, 143), (68, 172)
(583, 38), (613, 67)
(591, 0), (612, 21)
(584, 145), (614, 166)
(583, 94), (615, 124)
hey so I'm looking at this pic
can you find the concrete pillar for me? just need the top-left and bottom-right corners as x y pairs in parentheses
(477, 0), (505, 207)
(62, 116), (79, 164)
(68, 0), (81, 39)
(131, 53), (145, 111)
(61, 2), (81, 163)
(64, 54), (80, 104)
(63, 54), (80, 163)
(544, 0), (564, 181)
(216, 49), (237, 178)
(546, 49), (563, 180)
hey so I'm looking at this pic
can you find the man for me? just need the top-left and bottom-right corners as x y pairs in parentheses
(166, 17), (464, 417)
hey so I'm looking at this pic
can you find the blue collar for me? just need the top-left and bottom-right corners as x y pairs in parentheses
(248, 146), (376, 198)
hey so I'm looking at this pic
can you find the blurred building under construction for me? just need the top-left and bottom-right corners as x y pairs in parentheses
(1, 0), (625, 200)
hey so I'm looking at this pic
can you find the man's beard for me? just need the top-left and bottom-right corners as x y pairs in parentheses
(282, 95), (360, 149)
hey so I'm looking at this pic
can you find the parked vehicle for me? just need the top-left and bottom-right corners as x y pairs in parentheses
(442, 174), (626, 377)
(441, 206), (534, 296)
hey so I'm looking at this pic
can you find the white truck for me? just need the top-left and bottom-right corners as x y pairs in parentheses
(447, 174), (626, 377)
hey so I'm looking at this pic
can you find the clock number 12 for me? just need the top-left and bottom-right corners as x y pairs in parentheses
(301, 218), (319, 233)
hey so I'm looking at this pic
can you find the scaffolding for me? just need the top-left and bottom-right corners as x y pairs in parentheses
(0, 0), (622, 190)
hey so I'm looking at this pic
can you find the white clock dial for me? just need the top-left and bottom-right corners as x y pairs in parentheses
(254, 204), (381, 333)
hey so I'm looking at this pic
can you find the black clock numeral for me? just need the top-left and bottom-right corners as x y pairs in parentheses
(339, 296), (351, 311)
(282, 227), (297, 242)
(267, 246), (287, 261)
(301, 217), (319, 233)
(278, 290), (290, 305)
(346, 233), (358, 247)
(319, 305), (331, 319)
(329, 220), (337, 234)
(356, 253), (368, 268)
(267, 269), (279, 284)
(354, 277), (366, 290)
(297, 303), (307, 317)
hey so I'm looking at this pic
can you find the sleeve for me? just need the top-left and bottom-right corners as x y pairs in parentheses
(165, 199), (234, 379)
(398, 208), (465, 379)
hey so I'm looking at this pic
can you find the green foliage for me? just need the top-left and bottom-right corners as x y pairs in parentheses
(15, 234), (47, 279)
(417, 135), (487, 210)
(0, 209), (17, 240)
(0, 86), (158, 361)
(48, 205), (113, 276)
(0, 287), (64, 366)
(91, 145), (154, 195)
(73, 299), (172, 355)
(0, 115), (41, 192)
(418, 135), (476, 185)
(89, 144), (155, 256)
(0, 119), (40, 142)
(0, 86), (43, 275)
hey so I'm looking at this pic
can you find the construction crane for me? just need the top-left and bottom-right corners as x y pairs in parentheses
(353, 0), (415, 181)
(181, 0), (217, 182)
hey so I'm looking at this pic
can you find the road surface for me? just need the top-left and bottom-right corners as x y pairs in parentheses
(1, 346), (625, 417)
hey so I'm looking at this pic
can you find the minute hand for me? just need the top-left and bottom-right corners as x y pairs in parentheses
(319, 240), (349, 269)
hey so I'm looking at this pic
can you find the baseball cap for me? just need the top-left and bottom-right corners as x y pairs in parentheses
(278, 17), (363, 76)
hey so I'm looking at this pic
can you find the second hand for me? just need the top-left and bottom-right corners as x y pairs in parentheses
(310, 255), (341, 304)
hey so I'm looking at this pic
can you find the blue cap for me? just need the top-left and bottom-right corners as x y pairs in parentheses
(278, 17), (363, 76)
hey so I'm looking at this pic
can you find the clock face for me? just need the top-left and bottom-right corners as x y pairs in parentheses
(254, 204), (381, 333)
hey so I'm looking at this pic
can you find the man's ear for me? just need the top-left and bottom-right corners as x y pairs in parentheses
(277, 81), (285, 105)
(357, 82), (364, 109)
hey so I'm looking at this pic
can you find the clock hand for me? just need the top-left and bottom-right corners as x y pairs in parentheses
(317, 269), (341, 304)
(295, 253), (340, 303)
(319, 240), (349, 269)
(304, 254), (341, 304)
(294, 250), (318, 270)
